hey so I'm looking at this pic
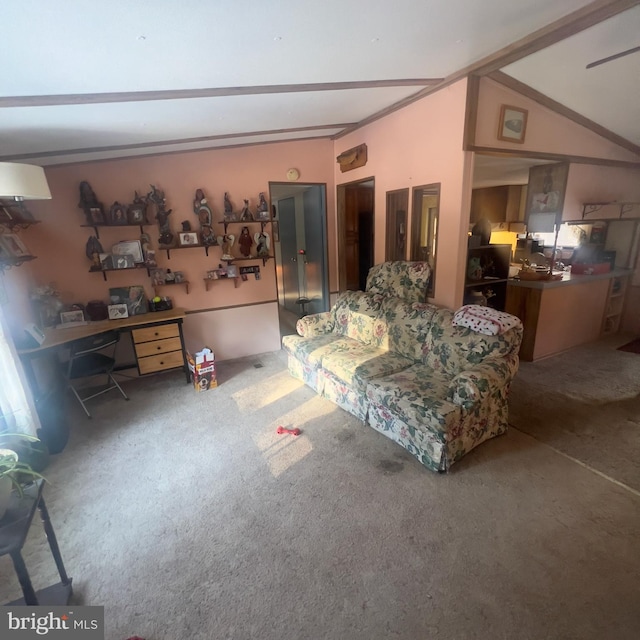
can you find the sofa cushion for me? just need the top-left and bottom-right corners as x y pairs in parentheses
(365, 365), (460, 441)
(281, 334), (343, 368)
(422, 308), (522, 377)
(371, 297), (439, 360)
(320, 344), (414, 394)
(332, 291), (383, 344)
(365, 261), (431, 303)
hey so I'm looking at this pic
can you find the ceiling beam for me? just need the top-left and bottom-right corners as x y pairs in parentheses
(0, 124), (352, 162)
(334, 0), (638, 139)
(0, 79), (444, 108)
(488, 71), (640, 157)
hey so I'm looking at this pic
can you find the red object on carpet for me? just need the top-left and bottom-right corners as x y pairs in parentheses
(125, 637), (145, 640)
(617, 338), (640, 353)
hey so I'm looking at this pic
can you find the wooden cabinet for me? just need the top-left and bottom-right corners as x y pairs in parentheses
(464, 244), (511, 311)
(132, 321), (186, 375)
(601, 274), (629, 335)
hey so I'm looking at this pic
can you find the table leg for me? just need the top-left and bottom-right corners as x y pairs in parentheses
(10, 551), (39, 605)
(38, 497), (71, 586)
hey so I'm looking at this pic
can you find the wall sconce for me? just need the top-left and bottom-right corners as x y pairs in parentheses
(0, 162), (52, 225)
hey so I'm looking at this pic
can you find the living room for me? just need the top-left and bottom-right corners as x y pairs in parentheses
(0, 2), (639, 639)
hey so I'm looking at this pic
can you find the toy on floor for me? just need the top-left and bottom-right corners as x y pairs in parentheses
(277, 426), (301, 436)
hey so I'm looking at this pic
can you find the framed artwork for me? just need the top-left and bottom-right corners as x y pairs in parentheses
(179, 232), (199, 246)
(497, 105), (528, 143)
(150, 268), (166, 286)
(108, 202), (128, 225)
(113, 254), (135, 269)
(89, 205), (105, 225)
(226, 265), (238, 278)
(524, 163), (570, 231)
(271, 220), (280, 243)
(112, 240), (143, 263)
(127, 203), (147, 224)
(109, 285), (148, 316)
(99, 253), (113, 270)
(108, 304), (129, 320)
(0, 233), (30, 257)
(59, 309), (86, 327)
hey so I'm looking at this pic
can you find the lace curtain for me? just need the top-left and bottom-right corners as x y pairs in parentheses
(0, 305), (39, 436)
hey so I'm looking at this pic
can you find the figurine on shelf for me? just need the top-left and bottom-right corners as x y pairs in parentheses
(78, 181), (105, 225)
(224, 192), (237, 221)
(255, 231), (270, 258)
(257, 192), (269, 221)
(147, 185), (174, 247)
(240, 199), (254, 221)
(217, 234), (235, 261)
(127, 191), (148, 224)
(181, 220), (192, 232)
(193, 189), (218, 247)
(140, 233), (157, 267)
(85, 235), (104, 271)
(238, 226), (253, 257)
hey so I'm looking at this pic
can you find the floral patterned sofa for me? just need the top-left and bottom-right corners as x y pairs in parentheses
(281, 262), (523, 472)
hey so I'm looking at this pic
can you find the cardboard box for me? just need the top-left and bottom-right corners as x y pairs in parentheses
(187, 348), (217, 391)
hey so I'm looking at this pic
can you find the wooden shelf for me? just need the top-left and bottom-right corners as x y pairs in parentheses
(218, 218), (272, 233)
(204, 277), (240, 290)
(0, 218), (41, 232)
(163, 244), (218, 259)
(0, 254), (37, 271)
(90, 265), (149, 281)
(221, 255), (273, 266)
(80, 222), (150, 239)
(153, 280), (190, 294)
(582, 202), (640, 220)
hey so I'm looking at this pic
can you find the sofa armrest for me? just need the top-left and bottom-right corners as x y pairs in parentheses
(296, 312), (335, 337)
(447, 354), (519, 409)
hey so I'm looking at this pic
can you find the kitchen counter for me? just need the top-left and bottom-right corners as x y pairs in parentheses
(506, 269), (631, 361)
(508, 268), (631, 290)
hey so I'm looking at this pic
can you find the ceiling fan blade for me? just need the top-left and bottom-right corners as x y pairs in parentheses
(586, 45), (640, 69)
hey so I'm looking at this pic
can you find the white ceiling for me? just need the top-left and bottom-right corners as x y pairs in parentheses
(1, 0), (637, 165)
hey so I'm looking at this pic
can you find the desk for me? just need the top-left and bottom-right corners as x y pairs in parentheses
(18, 308), (190, 395)
(0, 481), (72, 605)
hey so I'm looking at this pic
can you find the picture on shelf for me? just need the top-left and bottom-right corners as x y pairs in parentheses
(179, 232), (199, 246)
(127, 204), (146, 224)
(89, 206), (105, 225)
(112, 240), (144, 263)
(113, 254), (135, 269)
(226, 265), (238, 278)
(174, 271), (185, 283)
(59, 309), (86, 327)
(109, 285), (148, 316)
(150, 268), (166, 286)
(0, 233), (30, 258)
(108, 303), (129, 320)
(99, 253), (113, 270)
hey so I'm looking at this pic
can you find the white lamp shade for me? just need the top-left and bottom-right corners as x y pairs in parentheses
(0, 162), (51, 199)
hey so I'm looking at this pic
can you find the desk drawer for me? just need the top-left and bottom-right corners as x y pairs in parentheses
(132, 323), (179, 343)
(138, 350), (184, 375)
(135, 336), (182, 358)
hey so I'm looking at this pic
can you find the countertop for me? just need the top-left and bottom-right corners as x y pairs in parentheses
(507, 268), (631, 290)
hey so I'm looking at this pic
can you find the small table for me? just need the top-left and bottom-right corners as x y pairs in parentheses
(0, 481), (72, 605)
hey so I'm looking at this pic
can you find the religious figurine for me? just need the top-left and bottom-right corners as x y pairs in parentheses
(127, 191), (148, 224)
(78, 181), (105, 225)
(240, 199), (254, 221)
(147, 185), (174, 247)
(217, 234), (235, 261)
(181, 220), (192, 232)
(85, 235), (104, 271)
(223, 192), (237, 221)
(140, 232), (157, 267)
(193, 189), (218, 247)
(255, 231), (270, 258)
(238, 226), (253, 257)
(257, 192), (269, 220)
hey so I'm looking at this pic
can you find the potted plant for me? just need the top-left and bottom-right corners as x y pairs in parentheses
(0, 432), (46, 520)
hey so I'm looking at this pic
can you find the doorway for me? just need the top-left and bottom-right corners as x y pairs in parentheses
(269, 183), (329, 336)
(337, 178), (375, 291)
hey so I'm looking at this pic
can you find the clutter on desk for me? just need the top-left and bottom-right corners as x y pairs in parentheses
(187, 347), (217, 391)
(149, 296), (173, 312)
(86, 300), (108, 321)
(108, 303), (128, 320)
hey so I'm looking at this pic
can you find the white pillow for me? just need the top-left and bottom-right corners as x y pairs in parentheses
(452, 305), (522, 336)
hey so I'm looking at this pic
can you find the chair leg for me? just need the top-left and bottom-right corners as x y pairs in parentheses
(109, 374), (129, 401)
(68, 385), (92, 418)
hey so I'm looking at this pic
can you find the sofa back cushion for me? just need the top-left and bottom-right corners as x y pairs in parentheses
(422, 308), (523, 377)
(365, 261), (431, 303)
(371, 297), (439, 361)
(331, 291), (384, 344)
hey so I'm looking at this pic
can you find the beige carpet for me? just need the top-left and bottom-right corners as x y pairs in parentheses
(1, 350), (639, 640)
(509, 333), (640, 492)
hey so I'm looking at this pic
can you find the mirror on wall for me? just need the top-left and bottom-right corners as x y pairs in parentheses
(385, 188), (409, 261)
(410, 183), (440, 297)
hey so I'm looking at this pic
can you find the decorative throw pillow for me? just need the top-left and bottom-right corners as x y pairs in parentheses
(452, 305), (521, 336)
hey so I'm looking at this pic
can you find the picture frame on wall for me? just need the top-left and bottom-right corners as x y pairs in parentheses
(112, 240), (144, 263)
(179, 232), (199, 246)
(497, 104), (528, 144)
(108, 202), (128, 225)
(524, 162), (570, 231)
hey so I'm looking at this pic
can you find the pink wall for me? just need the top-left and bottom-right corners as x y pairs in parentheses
(475, 78), (640, 163)
(3, 138), (335, 359)
(333, 79), (471, 310)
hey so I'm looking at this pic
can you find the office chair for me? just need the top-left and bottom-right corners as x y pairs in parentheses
(62, 330), (129, 418)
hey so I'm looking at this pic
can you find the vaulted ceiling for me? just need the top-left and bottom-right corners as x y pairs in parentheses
(1, 0), (638, 166)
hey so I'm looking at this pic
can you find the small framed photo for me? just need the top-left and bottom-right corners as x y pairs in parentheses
(127, 203), (147, 224)
(179, 232), (199, 246)
(89, 206), (106, 225)
(226, 265), (238, 278)
(150, 268), (166, 286)
(0, 233), (31, 258)
(497, 104), (528, 143)
(112, 240), (144, 263)
(173, 271), (185, 283)
(108, 303), (129, 320)
(206, 269), (219, 280)
(113, 254), (135, 269)
(108, 202), (128, 225)
(59, 309), (86, 327)
(99, 253), (113, 270)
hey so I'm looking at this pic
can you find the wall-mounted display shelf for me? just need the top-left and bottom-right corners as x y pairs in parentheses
(90, 265), (150, 281)
(80, 223), (151, 239)
(163, 244), (218, 259)
(0, 218), (41, 233)
(153, 281), (190, 294)
(582, 202), (640, 220)
(220, 255), (273, 266)
(0, 254), (37, 272)
(204, 277), (240, 291)
(218, 219), (271, 234)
